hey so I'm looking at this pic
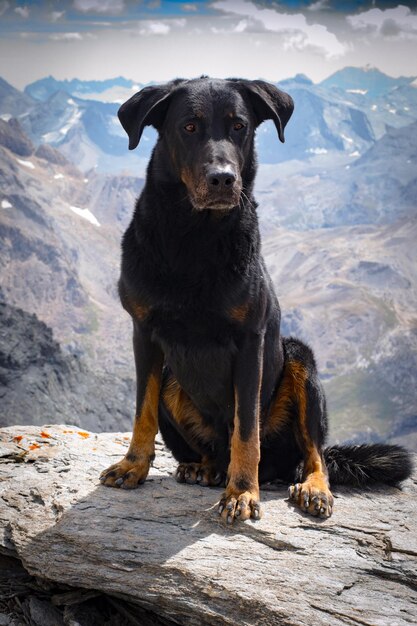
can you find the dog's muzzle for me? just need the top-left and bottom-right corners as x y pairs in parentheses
(183, 166), (242, 211)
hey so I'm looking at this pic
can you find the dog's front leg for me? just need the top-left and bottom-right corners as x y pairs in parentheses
(219, 332), (264, 524)
(100, 320), (163, 489)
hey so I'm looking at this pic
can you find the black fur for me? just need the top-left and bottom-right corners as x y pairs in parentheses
(324, 444), (413, 486)
(110, 76), (412, 517)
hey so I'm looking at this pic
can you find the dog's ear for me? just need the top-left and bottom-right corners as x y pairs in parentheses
(118, 81), (180, 150)
(237, 79), (294, 143)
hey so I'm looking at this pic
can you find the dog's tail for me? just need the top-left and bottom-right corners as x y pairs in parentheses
(323, 443), (413, 487)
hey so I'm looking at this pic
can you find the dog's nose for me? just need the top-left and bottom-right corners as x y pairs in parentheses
(207, 169), (236, 188)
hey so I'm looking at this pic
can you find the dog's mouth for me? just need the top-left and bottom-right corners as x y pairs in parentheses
(187, 186), (242, 212)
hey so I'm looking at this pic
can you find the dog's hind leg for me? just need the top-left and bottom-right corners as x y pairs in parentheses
(159, 373), (226, 487)
(276, 338), (334, 518)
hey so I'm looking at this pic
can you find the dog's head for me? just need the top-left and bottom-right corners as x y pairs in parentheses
(118, 77), (293, 211)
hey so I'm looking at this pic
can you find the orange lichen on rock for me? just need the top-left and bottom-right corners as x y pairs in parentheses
(40, 431), (51, 438)
(13, 435), (23, 443)
(78, 431), (90, 439)
(29, 443), (40, 450)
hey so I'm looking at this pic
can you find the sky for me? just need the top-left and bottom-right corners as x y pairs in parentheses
(0, 1), (417, 89)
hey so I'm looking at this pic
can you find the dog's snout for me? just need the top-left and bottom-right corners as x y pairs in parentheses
(207, 169), (236, 188)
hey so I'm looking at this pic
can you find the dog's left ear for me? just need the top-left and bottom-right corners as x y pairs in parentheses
(237, 80), (294, 143)
(118, 81), (181, 150)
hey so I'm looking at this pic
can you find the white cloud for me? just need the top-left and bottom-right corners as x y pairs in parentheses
(49, 11), (65, 22)
(182, 3), (198, 11)
(347, 5), (417, 39)
(307, 0), (329, 11)
(138, 21), (170, 35)
(73, 0), (125, 14)
(137, 19), (186, 36)
(15, 5), (29, 19)
(49, 32), (83, 41)
(211, 0), (347, 57)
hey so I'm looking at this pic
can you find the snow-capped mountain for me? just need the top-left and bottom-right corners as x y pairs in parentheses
(24, 76), (139, 103)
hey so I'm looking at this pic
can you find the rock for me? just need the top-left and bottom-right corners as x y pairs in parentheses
(0, 301), (133, 432)
(0, 425), (416, 626)
(0, 118), (34, 157)
(35, 143), (70, 167)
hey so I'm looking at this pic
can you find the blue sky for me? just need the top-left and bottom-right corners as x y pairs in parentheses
(1, 1), (416, 87)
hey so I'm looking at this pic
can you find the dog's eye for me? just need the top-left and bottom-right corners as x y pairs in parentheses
(184, 123), (196, 133)
(233, 122), (245, 131)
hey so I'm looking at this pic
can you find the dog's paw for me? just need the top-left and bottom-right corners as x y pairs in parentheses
(288, 477), (334, 518)
(99, 456), (150, 489)
(175, 462), (224, 487)
(218, 488), (261, 524)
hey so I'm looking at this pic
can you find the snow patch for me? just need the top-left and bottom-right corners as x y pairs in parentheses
(389, 108), (396, 114)
(69, 205), (100, 227)
(16, 159), (35, 169)
(349, 151), (360, 157)
(307, 147), (328, 155)
(341, 134), (354, 144)
(1, 114), (11, 121)
(54, 173), (65, 180)
(346, 89), (368, 95)
(42, 108), (82, 142)
(1, 199), (12, 209)
(67, 98), (76, 105)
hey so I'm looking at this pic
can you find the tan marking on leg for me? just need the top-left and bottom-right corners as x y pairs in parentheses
(100, 371), (161, 489)
(284, 361), (334, 517)
(220, 390), (261, 523)
(162, 377), (216, 445)
(263, 360), (301, 437)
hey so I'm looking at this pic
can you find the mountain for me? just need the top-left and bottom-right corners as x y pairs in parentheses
(256, 118), (417, 230)
(0, 77), (34, 117)
(262, 219), (417, 445)
(0, 121), (146, 432)
(0, 301), (133, 431)
(17, 86), (155, 172)
(255, 73), (375, 164)
(319, 66), (416, 98)
(24, 76), (138, 102)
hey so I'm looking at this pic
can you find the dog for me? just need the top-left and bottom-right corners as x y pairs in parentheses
(100, 77), (412, 523)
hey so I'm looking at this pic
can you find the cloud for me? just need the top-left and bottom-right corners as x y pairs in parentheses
(73, 0), (125, 14)
(211, 0), (347, 57)
(307, 0), (329, 11)
(347, 5), (417, 39)
(49, 32), (83, 41)
(15, 5), (29, 19)
(136, 20), (186, 36)
(182, 3), (198, 10)
(49, 11), (65, 22)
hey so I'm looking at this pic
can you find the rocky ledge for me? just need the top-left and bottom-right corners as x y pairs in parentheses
(0, 425), (416, 626)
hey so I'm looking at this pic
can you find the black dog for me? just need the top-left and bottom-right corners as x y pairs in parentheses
(100, 77), (412, 523)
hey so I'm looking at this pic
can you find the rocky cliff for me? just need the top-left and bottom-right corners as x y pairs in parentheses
(0, 425), (416, 626)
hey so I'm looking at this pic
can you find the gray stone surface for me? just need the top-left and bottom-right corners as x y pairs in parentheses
(0, 425), (416, 626)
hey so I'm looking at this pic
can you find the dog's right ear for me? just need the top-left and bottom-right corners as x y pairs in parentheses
(118, 81), (180, 150)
